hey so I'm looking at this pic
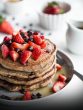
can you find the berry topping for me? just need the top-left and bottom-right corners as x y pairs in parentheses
(52, 81), (65, 93)
(23, 91), (31, 100)
(27, 31), (33, 36)
(1, 44), (9, 59)
(58, 74), (67, 82)
(40, 35), (45, 40)
(33, 35), (42, 45)
(9, 50), (19, 62)
(13, 33), (24, 44)
(40, 41), (47, 49)
(56, 64), (62, 71)
(33, 31), (39, 35)
(32, 47), (41, 60)
(4, 36), (11, 43)
(20, 50), (32, 65)
(28, 46), (34, 51)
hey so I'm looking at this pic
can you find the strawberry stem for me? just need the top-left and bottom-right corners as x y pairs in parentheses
(48, 1), (59, 7)
(0, 15), (4, 24)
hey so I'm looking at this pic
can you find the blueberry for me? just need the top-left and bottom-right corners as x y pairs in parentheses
(24, 38), (29, 42)
(36, 93), (42, 98)
(31, 93), (37, 99)
(29, 36), (34, 42)
(27, 31), (33, 36)
(20, 32), (26, 38)
(28, 46), (33, 51)
(15, 48), (20, 53)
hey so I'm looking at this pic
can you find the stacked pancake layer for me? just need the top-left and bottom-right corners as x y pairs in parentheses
(0, 39), (57, 92)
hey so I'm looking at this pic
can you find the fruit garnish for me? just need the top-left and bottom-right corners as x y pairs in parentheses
(9, 50), (19, 62)
(23, 91), (31, 100)
(52, 81), (65, 93)
(58, 74), (67, 82)
(48, 1), (59, 7)
(1, 44), (9, 59)
(13, 33), (24, 44)
(40, 41), (47, 49)
(20, 50), (32, 65)
(4, 36), (11, 42)
(29, 41), (40, 49)
(56, 64), (62, 71)
(32, 47), (41, 60)
(40, 35), (45, 40)
(33, 35), (42, 45)
(0, 15), (14, 35)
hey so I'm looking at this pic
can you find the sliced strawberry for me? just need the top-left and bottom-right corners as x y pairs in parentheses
(23, 91), (31, 100)
(0, 16), (14, 35)
(11, 42), (29, 51)
(33, 35), (42, 45)
(52, 81), (65, 93)
(32, 47), (41, 60)
(4, 36), (11, 42)
(20, 50), (32, 65)
(1, 44), (9, 58)
(13, 33), (24, 44)
(29, 41), (40, 49)
(9, 50), (19, 62)
(40, 41), (47, 49)
(56, 64), (62, 71)
(58, 74), (67, 82)
(40, 35), (45, 40)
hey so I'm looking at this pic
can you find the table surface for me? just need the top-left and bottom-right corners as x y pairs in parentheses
(0, 0), (83, 108)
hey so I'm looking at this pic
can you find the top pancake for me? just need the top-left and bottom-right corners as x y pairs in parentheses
(0, 39), (56, 72)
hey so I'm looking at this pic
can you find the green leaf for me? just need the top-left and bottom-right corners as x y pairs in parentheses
(0, 15), (4, 24)
(60, 9), (65, 14)
(48, 1), (59, 7)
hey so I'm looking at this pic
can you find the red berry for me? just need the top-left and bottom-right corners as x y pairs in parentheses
(33, 35), (42, 45)
(9, 50), (19, 62)
(40, 41), (47, 49)
(13, 33), (24, 44)
(29, 41), (40, 49)
(23, 91), (31, 100)
(58, 74), (67, 82)
(52, 81), (65, 93)
(1, 44), (9, 58)
(33, 32), (39, 35)
(56, 64), (62, 71)
(32, 47), (41, 60)
(20, 50), (32, 65)
(40, 35), (45, 40)
(4, 36), (11, 42)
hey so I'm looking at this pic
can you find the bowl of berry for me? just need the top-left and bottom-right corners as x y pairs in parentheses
(39, 1), (71, 30)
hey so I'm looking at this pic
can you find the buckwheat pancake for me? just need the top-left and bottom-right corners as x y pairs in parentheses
(0, 39), (56, 72)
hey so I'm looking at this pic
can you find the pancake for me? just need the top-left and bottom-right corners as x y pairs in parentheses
(0, 39), (57, 72)
(0, 74), (54, 92)
(0, 65), (56, 85)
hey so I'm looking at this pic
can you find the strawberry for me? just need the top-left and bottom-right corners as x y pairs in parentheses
(52, 81), (65, 93)
(0, 16), (14, 35)
(20, 50), (32, 65)
(4, 36), (11, 42)
(33, 35), (42, 45)
(32, 47), (41, 60)
(23, 91), (31, 100)
(13, 33), (24, 44)
(29, 41), (40, 49)
(56, 64), (62, 71)
(58, 74), (67, 82)
(40, 35), (45, 40)
(40, 41), (47, 49)
(1, 44), (9, 58)
(11, 42), (29, 51)
(9, 50), (19, 62)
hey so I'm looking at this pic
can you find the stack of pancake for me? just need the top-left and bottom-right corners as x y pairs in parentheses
(0, 39), (57, 92)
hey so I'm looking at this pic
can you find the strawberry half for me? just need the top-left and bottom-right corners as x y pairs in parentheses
(32, 47), (41, 60)
(23, 90), (31, 100)
(58, 74), (67, 82)
(52, 81), (65, 93)
(13, 33), (24, 44)
(11, 42), (29, 51)
(29, 41), (40, 49)
(1, 44), (9, 58)
(0, 16), (14, 35)
(9, 50), (19, 62)
(33, 35), (42, 45)
(56, 64), (62, 71)
(40, 41), (47, 49)
(20, 50), (32, 65)
(4, 36), (11, 42)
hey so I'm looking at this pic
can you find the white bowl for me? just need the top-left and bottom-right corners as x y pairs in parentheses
(39, 2), (71, 30)
(4, 0), (27, 15)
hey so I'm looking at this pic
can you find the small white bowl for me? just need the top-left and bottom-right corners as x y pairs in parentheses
(39, 2), (71, 30)
(4, 0), (27, 15)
